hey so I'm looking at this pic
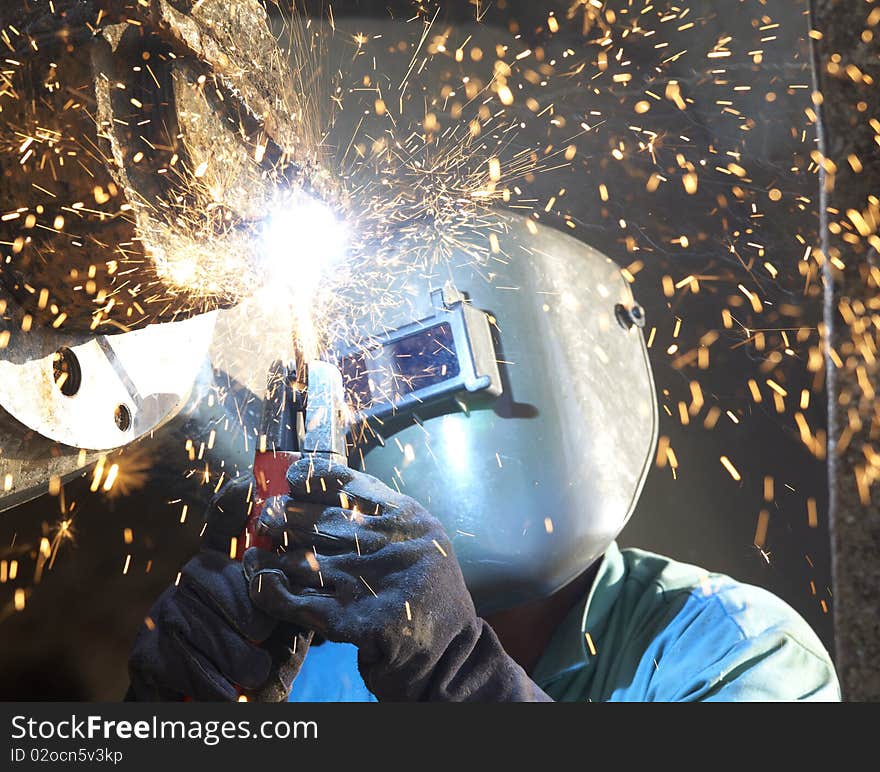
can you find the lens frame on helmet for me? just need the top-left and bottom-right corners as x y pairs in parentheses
(337, 287), (503, 425)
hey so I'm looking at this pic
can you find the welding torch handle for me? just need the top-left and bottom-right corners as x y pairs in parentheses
(235, 450), (301, 560)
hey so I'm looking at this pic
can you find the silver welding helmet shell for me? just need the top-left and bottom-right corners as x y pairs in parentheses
(343, 214), (658, 616)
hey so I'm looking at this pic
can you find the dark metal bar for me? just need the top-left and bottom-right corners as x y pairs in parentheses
(811, 0), (880, 701)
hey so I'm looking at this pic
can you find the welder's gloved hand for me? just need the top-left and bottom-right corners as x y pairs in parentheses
(243, 458), (551, 702)
(127, 476), (312, 702)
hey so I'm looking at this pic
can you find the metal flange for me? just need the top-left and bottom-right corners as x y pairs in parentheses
(0, 284), (215, 509)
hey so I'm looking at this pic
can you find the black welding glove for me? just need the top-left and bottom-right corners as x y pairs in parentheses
(242, 458), (552, 702)
(126, 476), (312, 702)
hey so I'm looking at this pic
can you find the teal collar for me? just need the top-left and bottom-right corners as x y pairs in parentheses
(531, 541), (627, 687)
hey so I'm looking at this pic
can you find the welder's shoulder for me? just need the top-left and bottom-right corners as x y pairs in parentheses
(619, 548), (841, 702)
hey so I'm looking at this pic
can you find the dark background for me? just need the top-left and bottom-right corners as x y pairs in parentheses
(0, 0), (833, 699)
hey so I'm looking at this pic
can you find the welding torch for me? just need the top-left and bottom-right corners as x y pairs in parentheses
(236, 358), (349, 559)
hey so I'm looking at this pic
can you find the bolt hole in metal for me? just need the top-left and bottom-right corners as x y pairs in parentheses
(114, 404), (132, 432)
(615, 303), (646, 330)
(52, 347), (82, 397)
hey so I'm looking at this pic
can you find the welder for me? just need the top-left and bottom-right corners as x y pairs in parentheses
(127, 224), (840, 703)
(0, 0), (839, 702)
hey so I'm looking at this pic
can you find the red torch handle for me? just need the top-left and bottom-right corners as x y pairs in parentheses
(236, 450), (301, 560)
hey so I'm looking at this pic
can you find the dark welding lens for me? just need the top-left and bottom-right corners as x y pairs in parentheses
(340, 323), (461, 410)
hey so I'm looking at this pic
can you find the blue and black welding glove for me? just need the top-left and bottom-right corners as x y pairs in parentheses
(126, 476), (312, 702)
(243, 458), (551, 702)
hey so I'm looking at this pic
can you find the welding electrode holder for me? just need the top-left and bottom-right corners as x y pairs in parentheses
(236, 360), (349, 559)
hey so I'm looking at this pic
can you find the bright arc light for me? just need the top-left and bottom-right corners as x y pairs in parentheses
(259, 192), (350, 295)
(258, 192), (351, 360)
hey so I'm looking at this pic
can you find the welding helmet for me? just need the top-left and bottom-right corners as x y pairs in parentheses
(335, 214), (658, 616)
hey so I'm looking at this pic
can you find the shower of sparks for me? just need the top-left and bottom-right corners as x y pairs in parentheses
(1, 0), (876, 630)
